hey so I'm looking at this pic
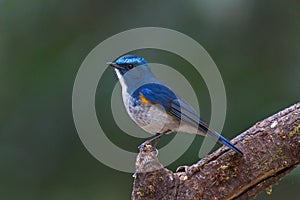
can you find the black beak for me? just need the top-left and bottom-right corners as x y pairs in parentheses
(107, 62), (124, 69)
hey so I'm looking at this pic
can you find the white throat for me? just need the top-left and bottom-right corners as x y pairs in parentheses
(114, 66), (161, 94)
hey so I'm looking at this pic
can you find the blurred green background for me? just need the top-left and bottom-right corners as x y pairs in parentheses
(1, 0), (299, 199)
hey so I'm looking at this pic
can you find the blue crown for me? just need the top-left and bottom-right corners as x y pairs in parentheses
(115, 55), (147, 66)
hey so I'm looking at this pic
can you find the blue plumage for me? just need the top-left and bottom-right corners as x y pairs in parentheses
(116, 54), (147, 66)
(109, 55), (243, 156)
(138, 84), (177, 110)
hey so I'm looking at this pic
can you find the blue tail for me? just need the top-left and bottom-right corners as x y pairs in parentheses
(207, 130), (243, 156)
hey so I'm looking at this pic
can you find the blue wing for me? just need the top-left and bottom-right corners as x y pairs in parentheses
(136, 83), (243, 156)
(136, 83), (209, 133)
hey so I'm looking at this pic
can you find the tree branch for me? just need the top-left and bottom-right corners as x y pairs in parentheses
(132, 102), (300, 200)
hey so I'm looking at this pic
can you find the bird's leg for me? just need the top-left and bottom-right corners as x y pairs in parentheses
(153, 133), (165, 148)
(138, 133), (165, 151)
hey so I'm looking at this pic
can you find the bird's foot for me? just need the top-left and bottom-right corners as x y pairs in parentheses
(138, 141), (158, 155)
(138, 133), (165, 155)
(138, 141), (150, 151)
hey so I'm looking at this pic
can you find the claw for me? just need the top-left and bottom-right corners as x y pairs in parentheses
(138, 140), (151, 151)
(138, 133), (165, 152)
(138, 142), (146, 151)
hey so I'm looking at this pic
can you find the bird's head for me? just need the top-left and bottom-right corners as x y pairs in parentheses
(108, 55), (157, 90)
(107, 55), (149, 76)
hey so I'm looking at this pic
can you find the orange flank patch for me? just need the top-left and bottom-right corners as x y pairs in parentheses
(139, 92), (151, 104)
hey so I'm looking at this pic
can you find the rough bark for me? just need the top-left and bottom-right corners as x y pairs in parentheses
(132, 102), (300, 200)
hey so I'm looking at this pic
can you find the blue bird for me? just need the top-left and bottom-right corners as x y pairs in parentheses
(108, 55), (243, 156)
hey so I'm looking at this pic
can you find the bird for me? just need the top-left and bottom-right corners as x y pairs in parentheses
(107, 55), (243, 156)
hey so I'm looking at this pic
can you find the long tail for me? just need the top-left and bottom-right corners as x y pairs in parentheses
(206, 129), (243, 156)
(172, 98), (243, 155)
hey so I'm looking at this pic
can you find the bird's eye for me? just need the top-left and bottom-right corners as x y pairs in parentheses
(128, 64), (134, 69)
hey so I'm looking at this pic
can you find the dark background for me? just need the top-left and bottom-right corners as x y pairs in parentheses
(1, 0), (299, 199)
